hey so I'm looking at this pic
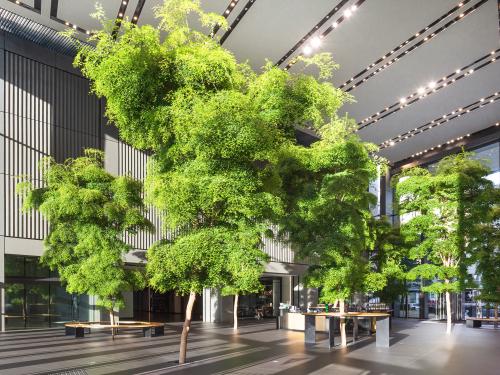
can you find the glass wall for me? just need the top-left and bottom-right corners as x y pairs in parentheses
(4, 255), (92, 330)
(392, 139), (499, 320)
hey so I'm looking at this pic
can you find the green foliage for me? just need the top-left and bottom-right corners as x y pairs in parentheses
(17, 149), (153, 311)
(394, 151), (496, 294)
(276, 119), (381, 303)
(74, 0), (360, 300)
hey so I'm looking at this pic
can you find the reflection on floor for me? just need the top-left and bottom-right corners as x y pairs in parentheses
(0, 319), (499, 374)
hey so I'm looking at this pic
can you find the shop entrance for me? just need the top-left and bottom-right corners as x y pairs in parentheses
(133, 288), (202, 322)
(238, 276), (282, 318)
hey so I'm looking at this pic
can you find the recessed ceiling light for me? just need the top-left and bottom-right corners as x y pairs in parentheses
(344, 9), (352, 18)
(400, 97), (407, 104)
(428, 81), (436, 88)
(310, 36), (321, 48)
(303, 45), (313, 55)
(417, 87), (425, 94)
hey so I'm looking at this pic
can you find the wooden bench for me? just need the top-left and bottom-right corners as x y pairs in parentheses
(65, 321), (165, 338)
(465, 317), (500, 328)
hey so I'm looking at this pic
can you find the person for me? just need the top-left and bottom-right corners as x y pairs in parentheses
(255, 306), (264, 320)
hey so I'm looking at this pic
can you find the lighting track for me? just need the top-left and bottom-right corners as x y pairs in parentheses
(408, 124), (499, 159)
(7, 0), (40, 13)
(219, 0), (257, 45)
(131, 0), (147, 25)
(275, 0), (350, 67)
(379, 91), (500, 150)
(111, 0), (129, 38)
(283, 0), (367, 70)
(341, 0), (489, 92)
(358, 49), (499, 130)
(211, 0), (241, 37)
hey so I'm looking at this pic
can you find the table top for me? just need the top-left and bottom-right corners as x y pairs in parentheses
(302, 312), (390, 318)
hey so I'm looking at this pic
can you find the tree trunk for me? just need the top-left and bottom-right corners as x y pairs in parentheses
(179, 292), (196, 364)
(445, 291), (452, 335)
(233, 294), (239, 331)
(339, 299), (347, 347)
(109, 309), (116, 338)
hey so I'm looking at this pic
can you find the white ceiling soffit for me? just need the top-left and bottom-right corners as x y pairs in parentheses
(1, 0), (498, 164)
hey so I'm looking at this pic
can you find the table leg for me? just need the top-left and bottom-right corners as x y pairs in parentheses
(304, 315), (316, 344)
(353, 317), (359, 342)
(376, 316), (390, 348)
(327, 316), (336, 348)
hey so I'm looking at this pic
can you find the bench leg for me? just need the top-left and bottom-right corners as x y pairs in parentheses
(66, 326), (85, 338)
(143, 326), (165, 337)
(376, 316), (390, 348)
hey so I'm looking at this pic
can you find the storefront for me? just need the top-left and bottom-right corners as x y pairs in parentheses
(3, 255), (95, 330)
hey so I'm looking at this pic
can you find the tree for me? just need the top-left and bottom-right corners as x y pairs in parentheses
(221, 228), (269, 330)
(277, 122), (380, 346)
(17, 149), (153, 327)
(366, 217), (408, 305)
(394, 152), (495, 334)
(472, 181), (500, 321)
(74, 0), (348, 363)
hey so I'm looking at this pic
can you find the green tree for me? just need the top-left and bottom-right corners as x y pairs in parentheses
(366, 217), (408, 305)
(221, 227), (269, 330)
(17, 149), (153, 326)
(277, 123), (379, 346)
(472, 183), (500, 321)
(74, 0), (349, 363)
(394, 152), (495, 334)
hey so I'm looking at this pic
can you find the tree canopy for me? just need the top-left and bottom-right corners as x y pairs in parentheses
(17, 149), (153, 317)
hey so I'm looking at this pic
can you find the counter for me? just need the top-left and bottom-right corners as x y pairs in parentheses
(280, 312), (329, 332)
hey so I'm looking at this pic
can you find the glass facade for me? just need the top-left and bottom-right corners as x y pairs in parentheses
(4, 255), (93, 330)
(392, 140), (500, 321)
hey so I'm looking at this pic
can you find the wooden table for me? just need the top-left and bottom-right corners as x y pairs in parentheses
(302, 312), (391, 348)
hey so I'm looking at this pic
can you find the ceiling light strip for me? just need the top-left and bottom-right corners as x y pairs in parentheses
(7, 0), (41, 13)
(111, 0), (129, 38)
(211, 0), (241, 36)
(275, 0), (350, 66)
(409, 121), (499, 158)
(219, 0), (257, 45)
(379, 92), (500, 149)
(131, 0), (146, 25)
(284, 0), (366, 70)
(358, 49), (500, 129)
(342, 0), (486, 91)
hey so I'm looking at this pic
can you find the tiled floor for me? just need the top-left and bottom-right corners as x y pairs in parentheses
(0, 319), (498, 375)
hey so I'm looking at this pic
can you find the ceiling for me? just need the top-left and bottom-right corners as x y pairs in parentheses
(1, 0), (499, 164)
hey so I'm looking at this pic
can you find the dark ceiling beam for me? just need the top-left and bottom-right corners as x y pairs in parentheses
(275, 0), (350, 67)
(7, 0), (41, 14)
(211, 0), (241, 37)
(219, 0), (257, 45)
(112, 0), (130, 38)
(131, 0), (147, 24)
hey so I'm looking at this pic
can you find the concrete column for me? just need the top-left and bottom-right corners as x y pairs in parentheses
(281, 276), (292, 305)
(272, 279), (281, 316)
(119, 291), (134, 319)
(202, 288), (232, 323)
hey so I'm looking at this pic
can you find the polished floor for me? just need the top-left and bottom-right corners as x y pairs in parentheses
(0, 318), (498, 375)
